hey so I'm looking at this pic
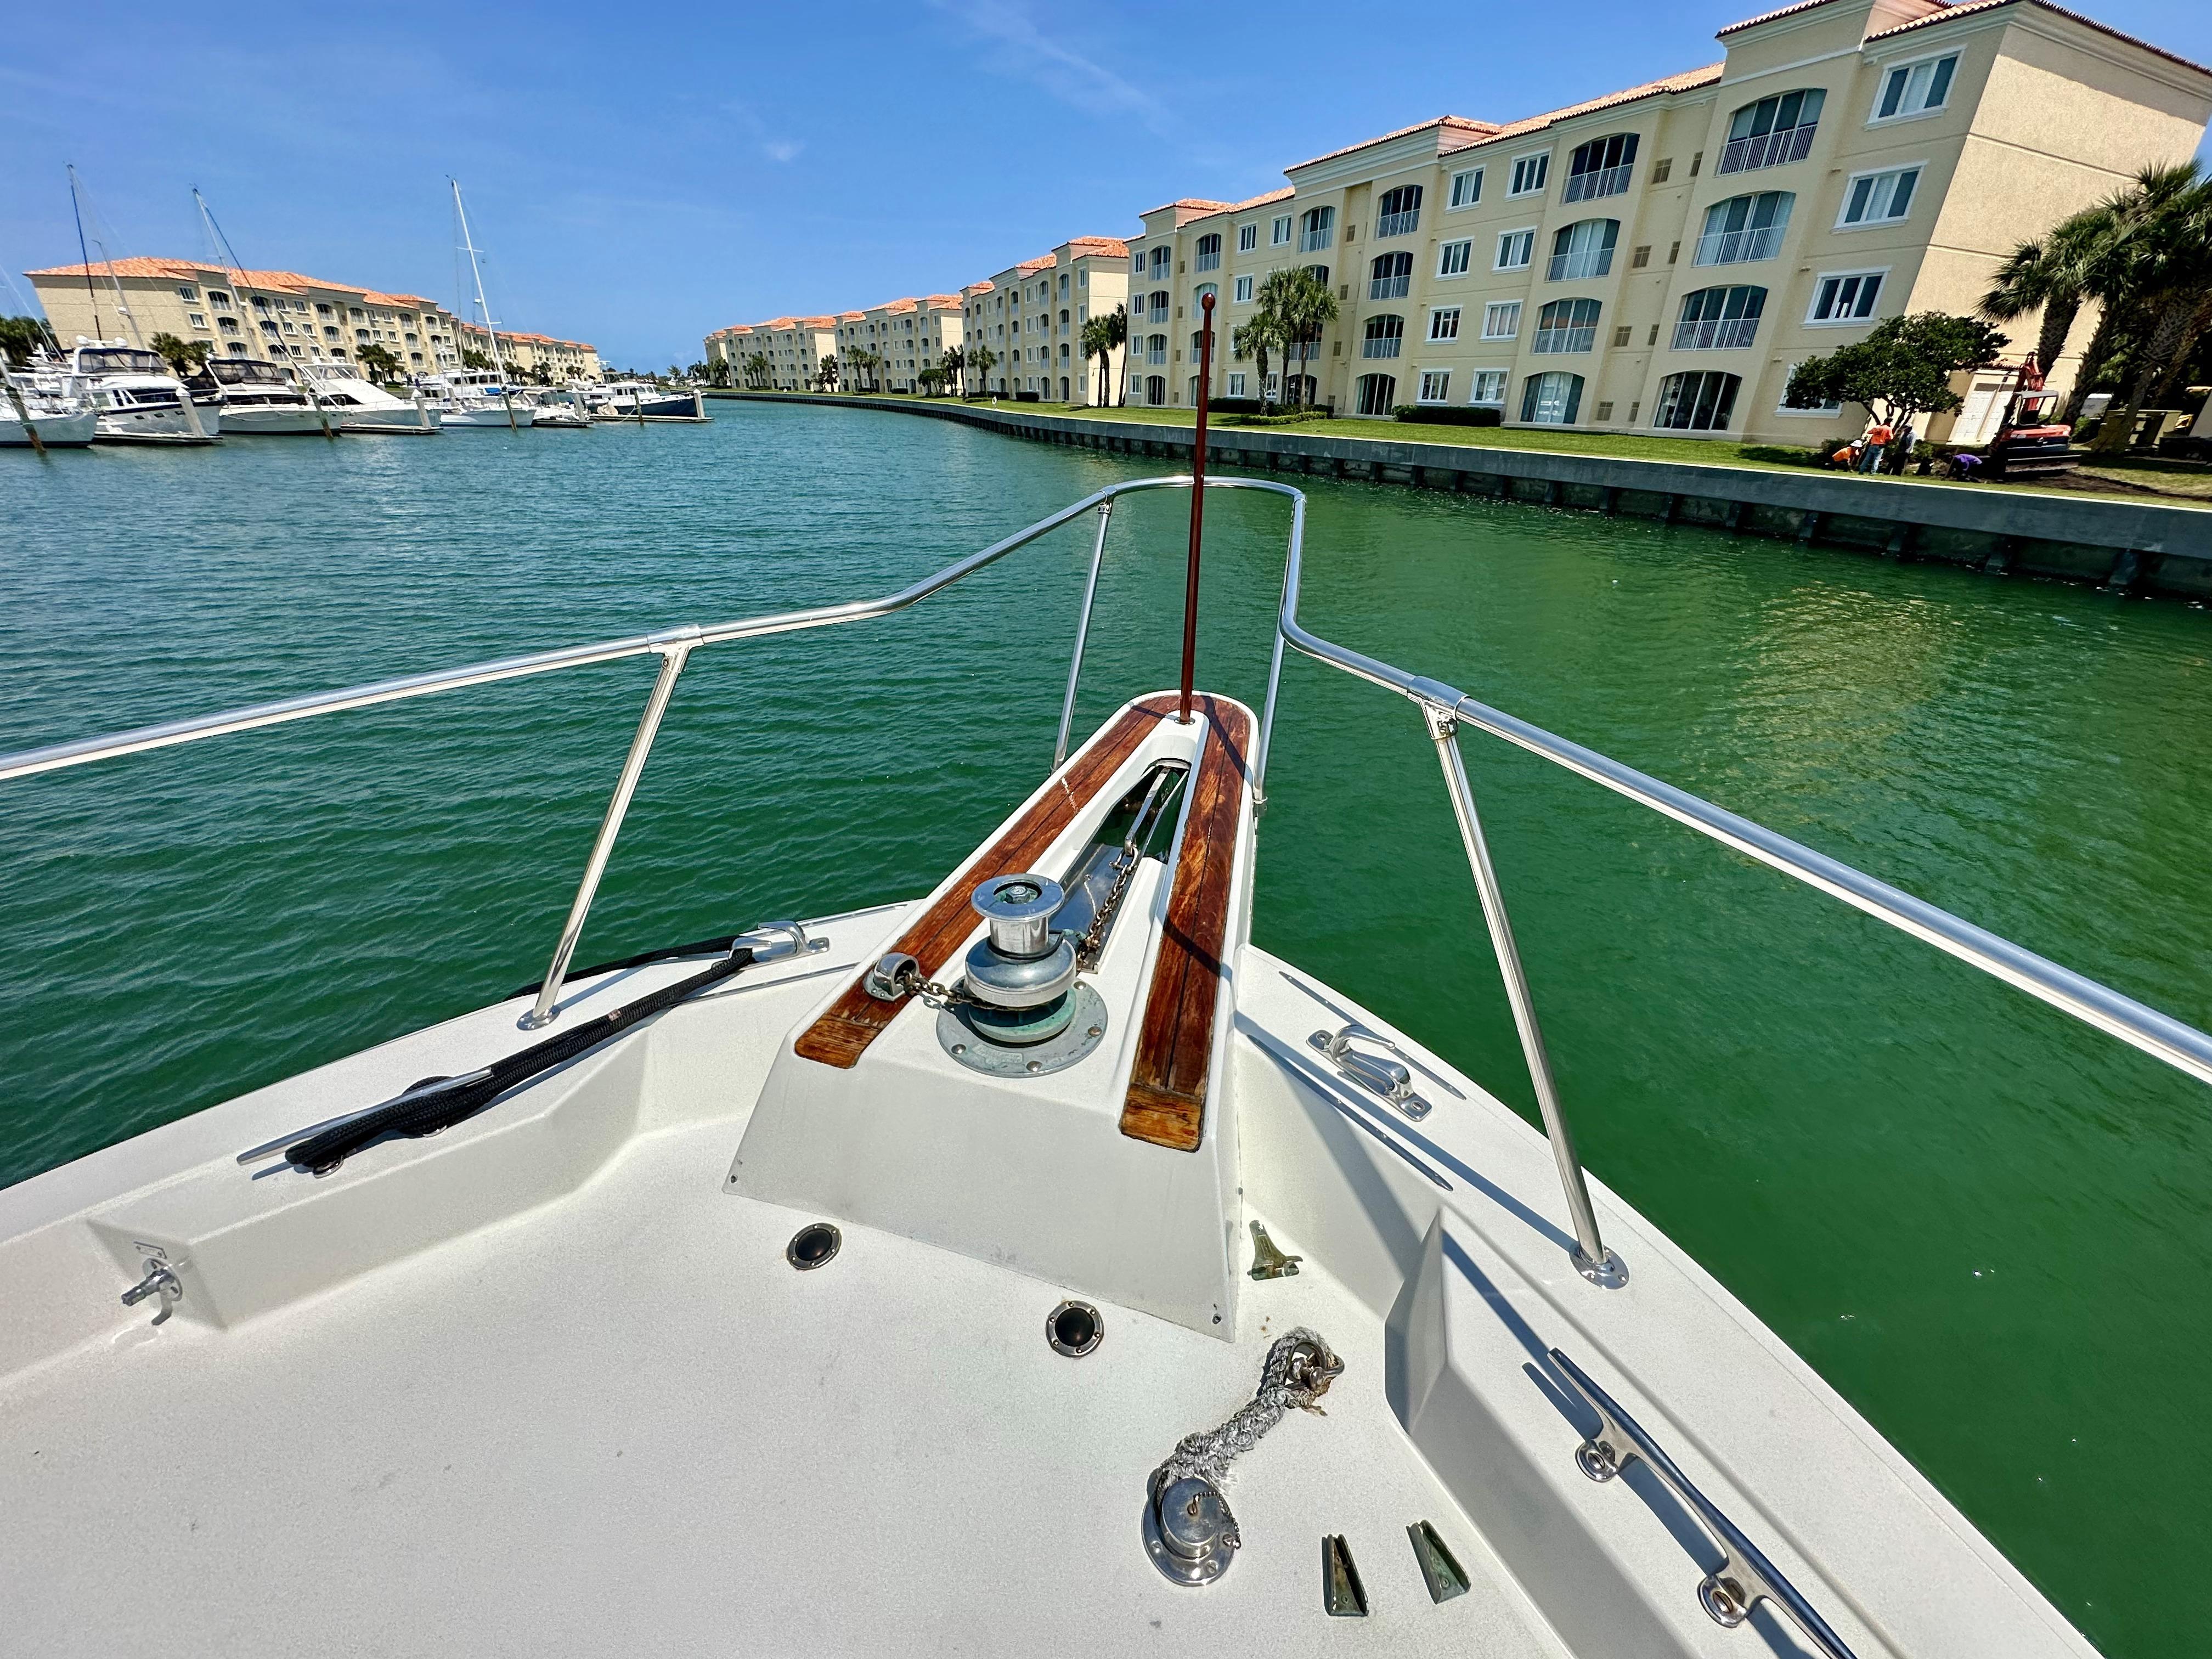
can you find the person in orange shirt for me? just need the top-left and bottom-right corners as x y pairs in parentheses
(1859, 421), (1893, 472)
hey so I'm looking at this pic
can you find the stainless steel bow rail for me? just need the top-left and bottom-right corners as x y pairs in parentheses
(5, 476), (2210, 1270)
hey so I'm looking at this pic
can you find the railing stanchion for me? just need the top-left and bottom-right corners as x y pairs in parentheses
(1423, 701), (1624, 1286)
(522, 638), (695, 1030)
(1054, 499), (1114, 770)
(1251, 492), (1305, 810)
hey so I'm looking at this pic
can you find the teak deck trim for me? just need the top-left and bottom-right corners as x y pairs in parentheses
(792, 702), (1162, 1069)
(1119, 694), (1251, 1153)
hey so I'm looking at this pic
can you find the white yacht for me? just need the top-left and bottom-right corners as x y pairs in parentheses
(184, 354), (329, 436)
(65, 340), (221, 443)
(297, 362), (441, 434)
(1, 475), (2191, 1658)
(529, 385), (594, 428)
(419, 369), (535, 428)
(1, 364), (98, 446)
(593, 379), (708, 420)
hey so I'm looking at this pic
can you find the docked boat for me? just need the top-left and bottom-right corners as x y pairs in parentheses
(1, 365), (98, 446)
(529, 386), (594, 428)
(65, 341), (221, 443)
(593, 379), (708, 421)
(2, 473), (2194, 1657)
(297, 362), (441, 434)
(418, 369), (535, 428)
(184, 355), (330, 436)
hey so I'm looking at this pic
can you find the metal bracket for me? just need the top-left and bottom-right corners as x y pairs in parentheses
(1246, 1220), (1302, 1280)
(1143, 1474), (1240, 1586)
(121, 1260), (183, 1327)
(1407, 1520), (1470, 1603)
(1321, 1534), (1369, 1616)
(1308, 1023), (1432, 1121)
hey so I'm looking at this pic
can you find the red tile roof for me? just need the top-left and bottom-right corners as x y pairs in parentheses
(923, 293), (963, 308)
(1289, 116), (1501, 173)
(1062, 235), (1130, 257)
(1717, 0), (1850, 34)
(1447, 65), (1725, 153)
(1868, 0), (2212, 75)
(1139, 196), (1238, 218)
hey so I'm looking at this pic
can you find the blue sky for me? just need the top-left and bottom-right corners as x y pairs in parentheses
(5, 0), (2208, 369)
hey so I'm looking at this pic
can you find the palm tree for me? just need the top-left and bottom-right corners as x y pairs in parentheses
(1102, 303), (1128, 405)
(940, 346), (964, 395)
(1231, 318), (1279, 411)
(357, 343), (404, 384)
(2088, 162), (2212, 451)
(1257, 269), (1337, 409)
(968, 343), (998, 395)
(1979, 208), (2113, 386)
(1080, 316), (1115, 407)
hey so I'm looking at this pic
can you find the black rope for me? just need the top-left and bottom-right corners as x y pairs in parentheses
(289, 945), (758, 1176)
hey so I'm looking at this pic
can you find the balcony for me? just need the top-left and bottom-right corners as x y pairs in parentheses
(1193, 250), (1221, 273)
(1561, 164), (1633, 202)
(1531, 324), (1596, 354)
(1369, 272), (1410, 301)
(1694, 226), (1786, 266)
(1374, 207), (1420, 239)
(1718, 123), (1816, 175)
(1298, 229), (1333, 253)
(1671, 317), (1760, 350)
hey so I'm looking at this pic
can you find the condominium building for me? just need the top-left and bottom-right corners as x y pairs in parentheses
(1126, 0), (2211, 442)
(25, 258), (469, 375)
(454, 321), (603, 382)
(744, 316), (839, 390)
(960, 236), (1130, 400)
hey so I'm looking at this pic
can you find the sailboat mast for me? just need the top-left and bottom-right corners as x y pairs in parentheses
(450, 178), (520, 430)
(66, 166), (103, 341)
(70, 168), (142, 347)
(196, 187), (334, 438)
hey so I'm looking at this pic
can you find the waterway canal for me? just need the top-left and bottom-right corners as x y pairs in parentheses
(3, 402), (2207, 1655)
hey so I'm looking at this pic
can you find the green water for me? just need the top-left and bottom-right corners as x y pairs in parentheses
(4, 405), (2209, 1654)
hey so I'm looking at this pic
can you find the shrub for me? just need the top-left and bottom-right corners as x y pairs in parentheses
(1014, 390), (1041, 403)
(1390, 404), (1501, 427)
(1222, 409), (1334, 427)
(1205, 396), (1270, 415)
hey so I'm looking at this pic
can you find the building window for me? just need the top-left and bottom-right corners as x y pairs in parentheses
(1653, 370), (1742, 430)
(1696, 192), (1793, 263)
(1194, 283), (1218, 309)
(1776, 362), (1843, 415)
(1839, 167), (1920, 227)
(1238, 223), (1258, 252)
(1355, 372), (1397, 415)
(176, 284), (198, 301)
(209, 291), (231, 311)
(1147, 334), (1167, 365)
(1438, 239), (1472, 278)
(187, 312), (208, 329)
(1496, 229), (1535, 270)
(1809, 269), (1884, 323)
(1509, 153), (1549, 196)
(1271, 215), (1292, 246)
(1146, 374), (1166, 404)
(1147, 247), (1169, 279)
(1418, 370), (1451, 402)
(1520, 371), (1583, 424)
(1448, 167), (1483, 209)
(1228, 371), (1247, 396)
(1369, 252), (1413, 300)
(1532, 298), (1600, 354)
(1429, 306), (1461, 341)
(1563, 133), (1638, 202)
(1875, 52), (1957, 121)
(1375, 184), (1423, 238)
(1721, 89), (1825, 173)
(1547, 219), (1619, 281)
(1233, 275), (1254, 303)
(1673, 285), (1765, 349)
(1362, 314), (1404, 358)
(1482, 301), (1521, 340)
(1298, 206), (1335, 252)
(1301, 264), (1330, 287)
(1148, 290), (1170, 320)
(1194, 233), (1222, 272)
(1469, 369), (1508, 405)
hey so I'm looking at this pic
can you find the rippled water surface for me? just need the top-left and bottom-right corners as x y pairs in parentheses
(4, 404), (2210, 1655)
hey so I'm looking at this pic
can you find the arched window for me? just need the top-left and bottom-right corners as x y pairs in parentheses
(1193, 283), (1218, 310)
(1695, 193), (1793, 264)
(1193, 233), (1222, 272)
(1672, 286), (1765, 349)
(1564, 134), (1638, 202)
(1369, 252), (1413, 300)
(1149, 247), (1170, 279)
(1299, 205), (1335, 251)
(1721, 89), (1824, 173)
(1653, 370), (1742, 431)
(1355, 373), (1397, 415)
(1146, 334), (1167, 365)
(1145, 374), (1167, 404)
(1547, 219), (1620, 281)
(1532, 298), (1600, 354)
(1519, 371), (1583, 425)
(1362, 314), (1405, 359)
(1148, 291), (1170, 320)
(1376, 184), (1423, 238)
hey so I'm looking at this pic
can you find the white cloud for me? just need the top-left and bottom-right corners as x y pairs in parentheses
(763, 139), (803, 163)
(929, 0), (1169, 131)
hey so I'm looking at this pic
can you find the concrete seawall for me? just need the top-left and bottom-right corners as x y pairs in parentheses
(712, 391), (2212, 600)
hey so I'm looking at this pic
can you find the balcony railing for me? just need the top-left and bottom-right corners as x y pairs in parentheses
(1718, 123), (1816, 175)
(1360, 334), (1402, 359)
(1531, 324), (1596, 354)
(1562, 164), (1633, 202)
(1374, 208), (1420, 239)
(1193, 251), (1221, 273)
(1298, 229), (1333, 252)
(1369, 273), (1410, 301)
(1671, 317), (1760, 350)
(1695, 226), (1786, 266)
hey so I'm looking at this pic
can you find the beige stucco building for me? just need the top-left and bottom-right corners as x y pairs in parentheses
(454, 321), (602, 382)
(1126, 0), (2212, 442)
(960, 236), (1130, 400)
(25, 258), (476, 376)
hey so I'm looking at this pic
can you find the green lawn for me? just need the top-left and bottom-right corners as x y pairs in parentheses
(738, 391), (2212, 507)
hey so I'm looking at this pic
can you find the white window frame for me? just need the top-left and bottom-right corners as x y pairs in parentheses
(1468, 369), (1508, 405)
(1494, 228), (1536, 272)
(1447, 167), (1483, 210)
(1237, 223), (1258, 252)
(1228, 371), (1247, 396)
(1438, 239), (1472, 278)
(1805, 267), (1888, 325)
(1508, 151), (1550, 197)
(1481, 301), (1521, 340)
(1418, 369), (1451, 403)
(1869, 51), (1959, 125)
(1233, 275), (1254, 303)
(1836, 165), (1923, 229)
(1271, 215), (1293, 246)
(1775, 360), (1843, 416)
(1428, 306), (1462, 342)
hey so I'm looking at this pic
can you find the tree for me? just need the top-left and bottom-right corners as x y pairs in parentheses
(917, 366), (942, 394)
(939, 345), (964, 395)
(0, 315), (61, 366)
(1231, 317), (1279, 412)
(357, 343), (404, 383)
(968, 343), (998, 396)
(461, 348), (494, 370)
(148, 332), (211, 376)
(1102, 303), (1127, 404)
(1257, 269), (1336, 408)
(744, 352), (770, 388)
(2084, 161), (2212, 452)
(1978, 208), (2112, 392)
(1080, 315), (1116, 407)
(1786, 312), (2007, 455)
